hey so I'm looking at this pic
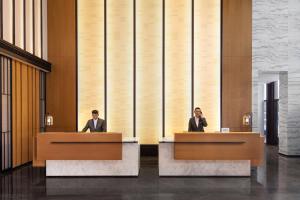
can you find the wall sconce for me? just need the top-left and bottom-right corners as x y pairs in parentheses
(45, 113), (54, 126)
(242, 113), (252, 126)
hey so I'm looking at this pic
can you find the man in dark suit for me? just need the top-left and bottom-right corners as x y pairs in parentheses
(188, 107), (208, 132)
(82, 110), (106, 132)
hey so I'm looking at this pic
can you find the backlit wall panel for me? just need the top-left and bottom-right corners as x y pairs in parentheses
(1, 0), (47, 59)
(25, 0), (33, 53)
(34, 0), (41, 57)
(107, 0), (134, 138)
(3, 0), (13, 43)
(136, 0), (162, 144)
(15, 0), (24, 48)
(194, 0), (220, 132)
(165, 0), (192, 138)
(78, 0), (220, 143)
(78, 0), (105, 131)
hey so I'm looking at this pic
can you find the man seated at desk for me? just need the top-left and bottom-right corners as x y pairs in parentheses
(82, 110), (106, 132)
(188, 107), (208, 132)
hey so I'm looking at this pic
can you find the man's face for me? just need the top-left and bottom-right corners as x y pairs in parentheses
(194, 109), (202, 117)
(92, 113), (99, 120)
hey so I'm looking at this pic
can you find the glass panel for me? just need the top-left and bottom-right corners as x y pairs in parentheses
(2, 95), (8, 132)
(39, 72), (46, 132)
(8, 96), (11, 131)
(0, 56), (12, 171)
(5, 132), (8, 169)
(2, 134), (4, 170)
(2, 59), (7, 93)
(40, 100), (45, 128)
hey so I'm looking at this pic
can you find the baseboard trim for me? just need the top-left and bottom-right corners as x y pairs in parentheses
(140, 144), (158, 157)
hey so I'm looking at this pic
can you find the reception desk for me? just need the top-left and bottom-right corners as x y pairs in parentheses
(159, 132), (264, 176)
(34, 132), (139, 176)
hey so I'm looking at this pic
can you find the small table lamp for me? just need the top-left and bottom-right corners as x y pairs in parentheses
(45, 113), (54, 126)
(242, 113), (252, 126)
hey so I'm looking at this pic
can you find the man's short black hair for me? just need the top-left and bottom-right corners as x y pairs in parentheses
(194, 107), (201, 111)
(92, 110), (99, 114)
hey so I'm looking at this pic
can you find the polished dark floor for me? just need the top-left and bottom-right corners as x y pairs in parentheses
(1, 146), (300, 200)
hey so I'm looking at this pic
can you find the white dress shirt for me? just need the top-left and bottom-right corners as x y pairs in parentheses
(195, 117), (200, 127)
(93, 119), (98, 129)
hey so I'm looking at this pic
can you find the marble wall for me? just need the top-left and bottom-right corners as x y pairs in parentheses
(253, 0), (300, 155)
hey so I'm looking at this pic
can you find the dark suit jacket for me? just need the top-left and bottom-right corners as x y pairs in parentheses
(82, 118), (106, 132)
(188, 117), (208, 132)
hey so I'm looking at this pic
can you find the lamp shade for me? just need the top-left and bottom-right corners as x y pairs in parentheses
(45, 113), (54, 126)
(242, 113), (252, 126)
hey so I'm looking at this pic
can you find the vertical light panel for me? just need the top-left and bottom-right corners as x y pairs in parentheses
(42, 0), (48, 60)
(15, 0), (24, 48)
(25, 0), (33, 53)
(107, 0), (134, 137)
(77, 0), (105, 131)
(3, 0), (13, 43)
(194, 0), (220, 132)
(136, 0), (162, 144)
(34, 0), (41, 57)
(165, 0), (191, 138)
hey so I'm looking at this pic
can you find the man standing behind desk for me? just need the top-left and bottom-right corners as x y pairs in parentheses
(82, 110), (106, 132)
(188, 107), (208, 132)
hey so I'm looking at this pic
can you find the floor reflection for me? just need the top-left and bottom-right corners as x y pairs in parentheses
(1, 146), (300, 200)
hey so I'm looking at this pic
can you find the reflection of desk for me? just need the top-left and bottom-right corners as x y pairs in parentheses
(34, 133), (139, 176)
(159, 132), (264, 176)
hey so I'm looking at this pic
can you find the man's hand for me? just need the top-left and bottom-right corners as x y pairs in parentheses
(200, 113), (205, 119)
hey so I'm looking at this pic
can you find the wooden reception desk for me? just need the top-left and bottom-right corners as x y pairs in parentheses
(36, 132), (122, 161)
(159, 132), (264, 176)
(174, 133), (264, 166)
(33, 132), (139, 176)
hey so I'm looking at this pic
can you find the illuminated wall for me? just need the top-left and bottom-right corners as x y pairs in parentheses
(106, 0), (134, 138)
(165, 0), (191, 138)
(194, 0), (220, 132)
(78, 0), (105, 131)
(1, 0), (47, 59)
(78, 0), (220, 143)
(136, 0), (162, 144)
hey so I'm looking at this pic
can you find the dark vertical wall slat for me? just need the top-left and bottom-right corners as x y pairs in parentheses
(12, 0), (15, 45)
(162, 0), (165, 138)
(220, 0), (223, 127)
(191, 0), (194, 116)
(23, 0), (26, 50)
(133, 0), (136, 137)
(5, 58), (8, 169)
(33, 0), (35, 55)
(0, 0), (2, 39)
(10, 57), (12, 169)
(104, 0), (107, 125)
(41, 0), (43, 58)
(75, 0), (78, 131)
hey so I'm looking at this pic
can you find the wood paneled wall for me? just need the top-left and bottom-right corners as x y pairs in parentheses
(46, 0), (76, 132)
(12, 60), (40, 168)
(222, 0), (252, 131)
